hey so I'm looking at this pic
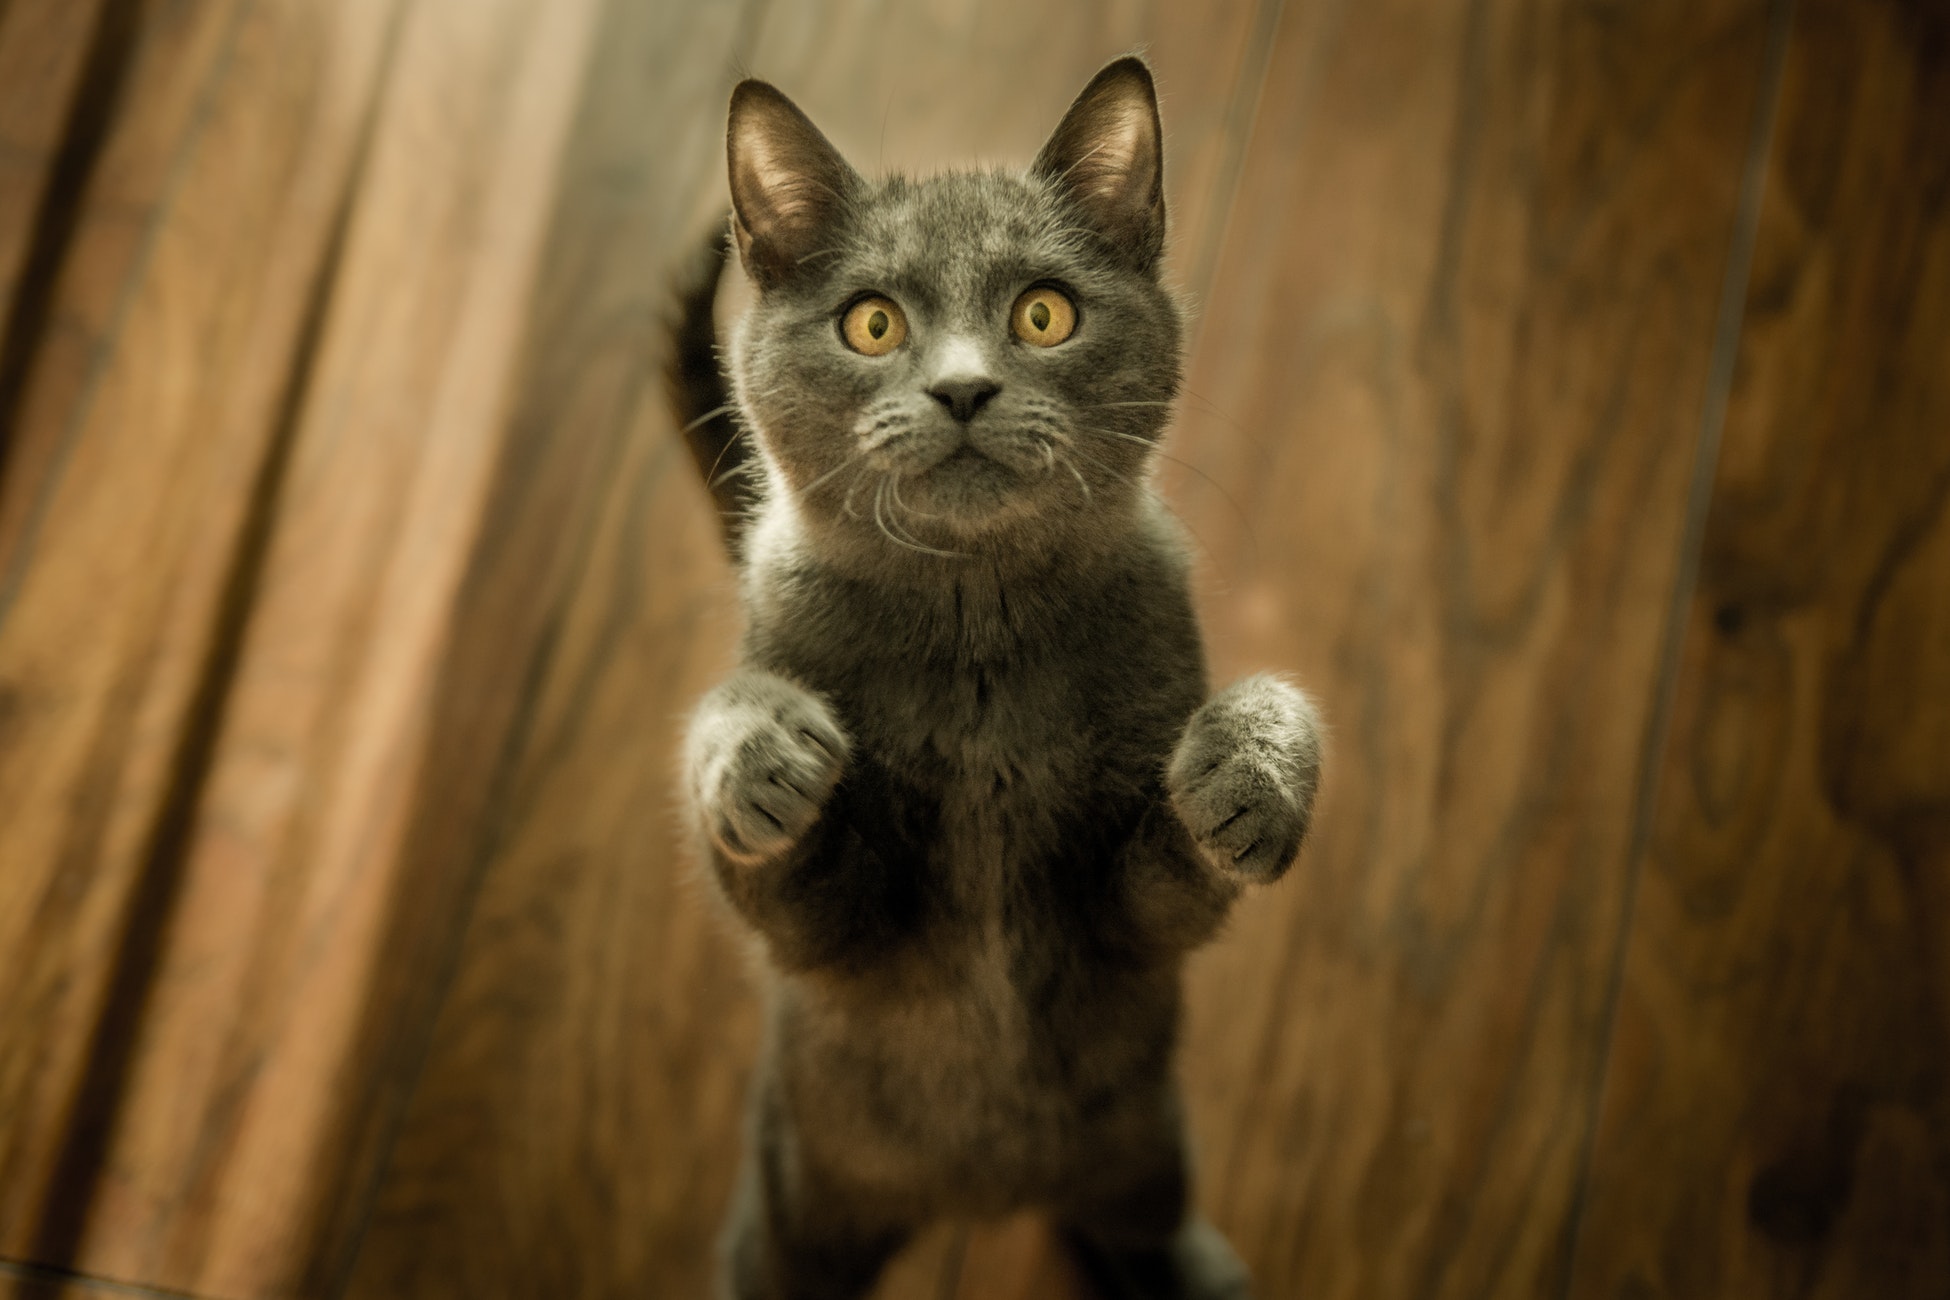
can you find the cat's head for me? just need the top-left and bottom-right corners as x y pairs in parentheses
(724, 58), (1183, 566)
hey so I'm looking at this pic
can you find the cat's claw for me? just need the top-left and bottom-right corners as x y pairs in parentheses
(688, 672), (850, 865)
(1168, 674), (1322, 882)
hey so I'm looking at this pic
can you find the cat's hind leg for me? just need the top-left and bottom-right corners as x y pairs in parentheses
(1055, 1119), (1252, 1300)
(718, 1090), (916, 1300)
(1063, 1218), (1253, 1300)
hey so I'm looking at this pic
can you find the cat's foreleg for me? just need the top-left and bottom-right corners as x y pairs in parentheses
(1166, 673), (1323, 883)
(686, 669), (849, 864)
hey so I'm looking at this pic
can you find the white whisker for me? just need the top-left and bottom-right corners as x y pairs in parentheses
(802, 451), (869, 497)
(873, 478), (963, 558)
(1073, 421), (1256, 563)
(679, 403), (736, 435)
(842, 470), (869, 519)
(1061, 453), (1092, 502)
(887, 471), (944, 522)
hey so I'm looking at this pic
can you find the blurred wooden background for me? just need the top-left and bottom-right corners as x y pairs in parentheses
(1, 0), (1945, 1297)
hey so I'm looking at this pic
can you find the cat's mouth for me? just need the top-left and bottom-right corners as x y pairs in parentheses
(844, 415), (1079, 543)
(906, 436), (1011, 481)
(927, 428), (1055, 477)
(935, 445), (987, 469)
(913, 442), (1010, 495)
(884, 437), (1044, 535)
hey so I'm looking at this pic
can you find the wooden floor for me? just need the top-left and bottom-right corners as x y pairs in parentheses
(1, 0), (1945, 1297)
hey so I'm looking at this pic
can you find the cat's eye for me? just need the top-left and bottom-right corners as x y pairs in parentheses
(1010, 287), (1077, 347)
(841, 296), (908, 356)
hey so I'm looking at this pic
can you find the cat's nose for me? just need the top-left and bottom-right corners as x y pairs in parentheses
(928, 376), (1001, 423)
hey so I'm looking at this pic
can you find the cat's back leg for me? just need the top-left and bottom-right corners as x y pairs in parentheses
(719, 1073), (919, 1300)
(1062, 1218), (1254, 1300)
(1054, 1104), (1253, 1300)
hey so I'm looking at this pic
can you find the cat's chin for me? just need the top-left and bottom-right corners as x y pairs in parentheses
(887, 448), (1056, 538)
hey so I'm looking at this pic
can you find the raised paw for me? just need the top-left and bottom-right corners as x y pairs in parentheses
(686, 671), (850, 865)
(1167, 674), (1322, 882)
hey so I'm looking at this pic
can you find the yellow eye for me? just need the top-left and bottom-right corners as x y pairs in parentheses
(1011, 287), (1076, 347)
(841, 296), (908, 356)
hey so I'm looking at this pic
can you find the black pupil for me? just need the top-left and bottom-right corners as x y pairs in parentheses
(1030, 301), (1051, 330)
(868, 310), (888, 339)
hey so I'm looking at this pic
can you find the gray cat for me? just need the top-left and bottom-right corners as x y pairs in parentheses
(669, 57), (1323, 1300)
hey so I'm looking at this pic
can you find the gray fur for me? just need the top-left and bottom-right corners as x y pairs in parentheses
(679, 58), (1321, 1300)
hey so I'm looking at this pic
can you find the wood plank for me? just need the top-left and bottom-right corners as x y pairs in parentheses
(334, 2), (759, 1296)
(1146, 0), (1783, 1296)
(0, 0), (398, 1270)
(343, 5), (1275, 1298)
(35, 0), (606, 1294)
(1567, 1), (1950, 1295)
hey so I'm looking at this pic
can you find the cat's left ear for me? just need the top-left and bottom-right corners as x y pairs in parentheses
(727, 79), (861, 288)
(1034, 57), (1166, 272)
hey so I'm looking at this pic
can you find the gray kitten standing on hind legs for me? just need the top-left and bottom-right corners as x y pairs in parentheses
(670, 56), (1323, 1300)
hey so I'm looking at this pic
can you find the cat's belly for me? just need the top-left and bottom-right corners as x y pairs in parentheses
(773, 927), (1180, 1213)
(760, 732), (1184, 1209)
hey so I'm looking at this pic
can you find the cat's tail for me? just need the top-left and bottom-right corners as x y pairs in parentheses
(666, 220), (756, 554)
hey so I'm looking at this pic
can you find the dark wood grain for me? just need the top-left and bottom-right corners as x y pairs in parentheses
(343, 5), (1275, 1297)
(0, 0), (242, 561)
(0, 0), (118, 475)
(1568, 1), (1950, 1295)
(0, 0), (108, 296)
(1148, 0), (1782, 1296)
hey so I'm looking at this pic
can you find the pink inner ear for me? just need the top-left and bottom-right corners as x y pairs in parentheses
(739, 134), (817, 225)
(1082, 100), (1152, 197)
(729, 89), (856, 257)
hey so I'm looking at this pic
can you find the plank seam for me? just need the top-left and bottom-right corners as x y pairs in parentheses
(1551, 1), (1800, 1295)
(1181, 0), (1287, 338)
(0, 1256), (211, 1300)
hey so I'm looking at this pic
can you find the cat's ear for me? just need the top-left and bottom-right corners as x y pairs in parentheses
(727, 80), (860, 288)
(1034, 57), (1166, 271)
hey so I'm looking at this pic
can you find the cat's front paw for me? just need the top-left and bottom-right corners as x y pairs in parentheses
(1168, 674), (1322, 882)
(687, 672), (850, 865)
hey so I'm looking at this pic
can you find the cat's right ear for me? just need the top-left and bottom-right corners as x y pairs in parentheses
(1034, 57), (1166, 272)
(727, 80), (859, 289)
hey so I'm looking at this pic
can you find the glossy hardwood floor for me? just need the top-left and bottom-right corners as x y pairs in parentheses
(0, 1), (1943, 1298)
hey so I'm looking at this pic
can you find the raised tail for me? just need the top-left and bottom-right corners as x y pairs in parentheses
(665, 221), (757, 554)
